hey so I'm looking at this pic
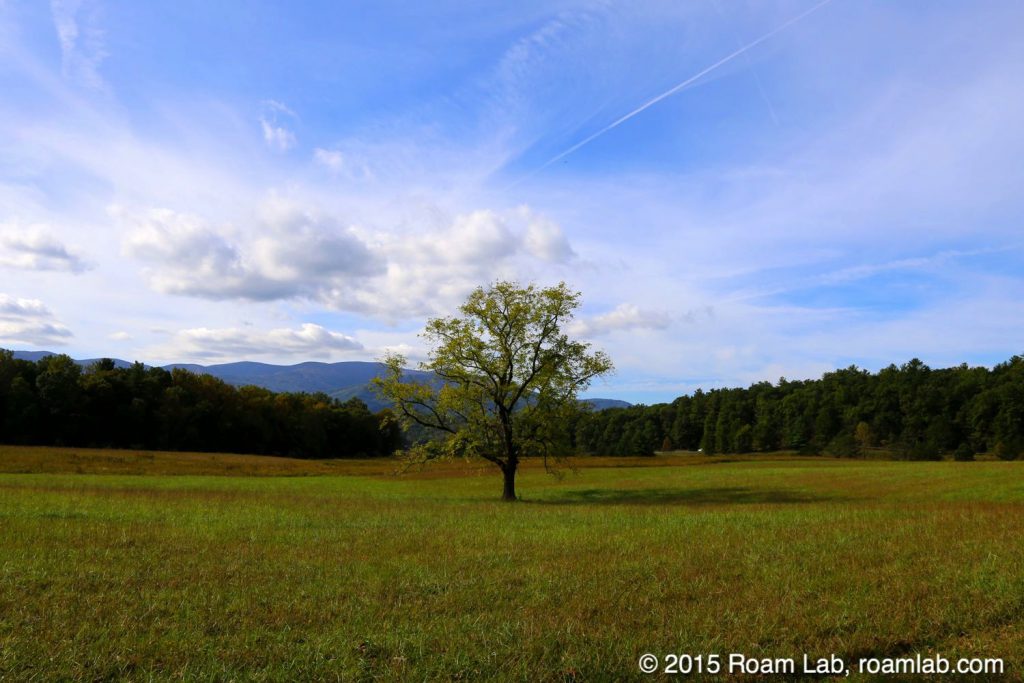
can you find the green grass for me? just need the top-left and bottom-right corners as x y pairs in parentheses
(1, 447), (1023, 681)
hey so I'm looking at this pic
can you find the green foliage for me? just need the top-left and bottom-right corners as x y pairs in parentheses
(994, 440), (1020, 461)
(854, 421), (874, 449)
(373, 281), (613, 499)
(898, 438), (942, 462)
(575, 355), (1024, 460)
(733, 424), (753, 453)
(0, 352), (399, 458)
(823, 433), (860, 458)
(953, 443), (975, 461)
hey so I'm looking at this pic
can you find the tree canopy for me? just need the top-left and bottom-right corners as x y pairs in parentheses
(374, 281), (613, 500)
(572, 356), (1024, 460)
(0, 350), (400, 458)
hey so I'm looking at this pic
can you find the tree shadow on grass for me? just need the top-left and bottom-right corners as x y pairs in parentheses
(530, 486), (846, 506)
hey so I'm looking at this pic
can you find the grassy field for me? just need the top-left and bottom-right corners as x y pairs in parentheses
(1, 446), (1023, 681)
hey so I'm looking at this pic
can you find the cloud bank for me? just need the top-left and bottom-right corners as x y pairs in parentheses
(117, 200), (575, 320)
(0, 225), (92, 273)
(0, 295), (73, 347)
(163, 323), (362, 360)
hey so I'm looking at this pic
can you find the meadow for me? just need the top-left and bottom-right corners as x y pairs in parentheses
(1, 445), (1023, 681)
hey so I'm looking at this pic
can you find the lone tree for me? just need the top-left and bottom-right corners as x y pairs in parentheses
(373, 281), (613, 501)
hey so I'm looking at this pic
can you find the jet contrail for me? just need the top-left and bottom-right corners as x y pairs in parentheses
(710, 0), (781, 126)
(521, 0), (835, 179)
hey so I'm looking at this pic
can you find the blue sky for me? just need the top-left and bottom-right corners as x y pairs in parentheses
(1, 0), (1022, 403)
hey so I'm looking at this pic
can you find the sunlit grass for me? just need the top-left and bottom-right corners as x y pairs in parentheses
(1, 446), (1023, 680)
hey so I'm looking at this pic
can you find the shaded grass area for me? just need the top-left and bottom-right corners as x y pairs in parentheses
(0, 444), (816, 477)
(533, 486), (843, 506)
(1, 448), (1023, 680)
(0, 444), (384, 477)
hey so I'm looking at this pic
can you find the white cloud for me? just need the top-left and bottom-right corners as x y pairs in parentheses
(518, 206), (575, 262)
(116, 198), (576, 320)
(259, 100), (298, 152)
(571, 303), (671, 337)
(118, 202), (383, 302)
(165, 323), (362, 360)
(330, 205), (580, 319)
(313, 148), (344, 170)
(0, 294), (73, 347)
(261, 118), (296, 152)
(108, 331), (131, 341)
(445, 210), (517, 262)
(0, 295), (51, 318)
(0, 224), (92, 273)
(50, 0), (107, 89)
(817, 247), (1016, 286)
(312, 147), (376, 180)
(261, 99), (297, 118)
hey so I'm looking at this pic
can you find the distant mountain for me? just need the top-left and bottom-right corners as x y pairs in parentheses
(12, 350), (136, 369)
(163, 360), (436, 411)
(582, 398), (633, 411)
(10, 351), (630, 411)
(10, 350), (54, 363)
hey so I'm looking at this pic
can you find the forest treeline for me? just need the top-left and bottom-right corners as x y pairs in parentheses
(572, 356), (1024, 460)
(0, 351), (400, 458)
(2, 350), (1023, 461)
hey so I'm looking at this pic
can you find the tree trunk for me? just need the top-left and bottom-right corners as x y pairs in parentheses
(501, 462), (517, 501)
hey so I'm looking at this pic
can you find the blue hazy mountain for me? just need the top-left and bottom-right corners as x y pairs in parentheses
(581, 398), (632, 411)
(13, 350), (137, 369)
(11, 351), (630, 411)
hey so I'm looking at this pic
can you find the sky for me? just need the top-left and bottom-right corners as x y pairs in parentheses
(0, 0), (1022, 404)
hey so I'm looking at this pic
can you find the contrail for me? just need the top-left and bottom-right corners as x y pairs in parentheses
(520, 0), (835, 179)
(710, 0), (781, 126)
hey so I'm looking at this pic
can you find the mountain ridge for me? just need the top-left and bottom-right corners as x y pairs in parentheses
(10, 351), (631, 411)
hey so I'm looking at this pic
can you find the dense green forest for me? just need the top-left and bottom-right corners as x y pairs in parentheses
(573, 356), (1024, 460)
(2, 350), (1022, 461)
(0, 351), (400, 458)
